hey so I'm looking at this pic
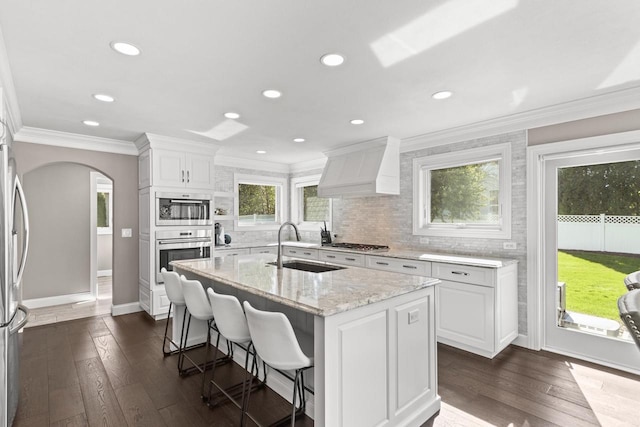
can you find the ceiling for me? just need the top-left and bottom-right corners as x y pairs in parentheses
(1, 0), (640, 164)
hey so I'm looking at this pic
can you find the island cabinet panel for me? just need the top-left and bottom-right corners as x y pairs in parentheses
(316, 287), (439, 427)
(339, 312), (388, 427)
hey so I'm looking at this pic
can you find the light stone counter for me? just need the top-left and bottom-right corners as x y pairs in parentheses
(172, 253), (439, 317)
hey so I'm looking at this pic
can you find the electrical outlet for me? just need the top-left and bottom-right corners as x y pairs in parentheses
(503, 241), (516, 250)
(408, 309), (420, 324)
(419, 237), (430, 244)
(121, 228), (132, 238)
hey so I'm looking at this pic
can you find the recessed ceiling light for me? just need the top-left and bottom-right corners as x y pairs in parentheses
(293, 138), (305, 143)
(93, 93), (115, 103)
(83, 120), (100, 127)
(110, 41), (141, 56)
(224, 112), (240, 119)
(432, 90), (453, 100)
(320, 53), (345, 67)
(262, 89), (282, 99)
(256, 150), (267, 154)
(350, 119), (364, 125)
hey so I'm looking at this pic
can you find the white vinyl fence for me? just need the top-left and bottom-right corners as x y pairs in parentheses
(558, 214), (640, 255)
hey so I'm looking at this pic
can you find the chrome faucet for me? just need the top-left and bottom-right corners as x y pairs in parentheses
(277, 221), (301, 269)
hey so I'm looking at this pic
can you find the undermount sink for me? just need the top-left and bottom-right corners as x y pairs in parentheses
(267, 260), (346, 273)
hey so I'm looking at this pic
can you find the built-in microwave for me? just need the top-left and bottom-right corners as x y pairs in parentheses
(156, 192), (212, 226)
(156, 229), (211, 283)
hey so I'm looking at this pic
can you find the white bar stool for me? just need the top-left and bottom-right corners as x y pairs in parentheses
(206, 288), (266, 423)
(180, 276), (231, 392)
(159, 268), (188, 358)
(242, 301), (314, 427)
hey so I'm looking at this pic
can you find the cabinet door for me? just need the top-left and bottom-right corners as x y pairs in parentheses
(186, 154), (214, 189)
(153, 149), (185, 188)
(283, 247), (319, 260)
(250, 246), (278, 255)
(436, 279), (494, 353)
(319, 250), (365, 267)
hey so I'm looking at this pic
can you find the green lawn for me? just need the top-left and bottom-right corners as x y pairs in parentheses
(558, 250), (640, 322)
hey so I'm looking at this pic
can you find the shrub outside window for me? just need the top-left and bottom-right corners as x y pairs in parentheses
(234, 174), (286, 229)
(413, 144), (511, 239)
(97, 182), (112, 235)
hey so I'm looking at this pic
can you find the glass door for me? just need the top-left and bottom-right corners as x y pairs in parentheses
(543, 146), (640, 370)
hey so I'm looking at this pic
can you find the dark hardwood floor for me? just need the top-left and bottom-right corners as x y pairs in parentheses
(15, 312), (640, 427)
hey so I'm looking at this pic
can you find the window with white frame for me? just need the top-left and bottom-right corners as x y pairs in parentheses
(291, 175), (331, 229)
(413, 144), (511, 239)
(234, 174), (287, 229)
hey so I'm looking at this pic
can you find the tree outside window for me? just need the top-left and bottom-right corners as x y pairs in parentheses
(238, 183), (278, 224)
(97, 191), (110, 227)
(302, 185), (330, 222)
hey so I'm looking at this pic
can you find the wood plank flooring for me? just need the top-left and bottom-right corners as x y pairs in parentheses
(15, 311), (640, 427)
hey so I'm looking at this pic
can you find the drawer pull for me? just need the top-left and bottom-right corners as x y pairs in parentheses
(345, 257), (356, 261)
(326, 255), (336, 259)
(451, 271), (470, 276)
(289, 250), (297, 253)
(376, 261), (389, 266)
(303, 252), (312, 255)
(402, 265), (417, 269)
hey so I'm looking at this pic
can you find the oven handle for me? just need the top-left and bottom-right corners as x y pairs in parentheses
(157, 239), (211, 247)
(169, 199), (207, 204)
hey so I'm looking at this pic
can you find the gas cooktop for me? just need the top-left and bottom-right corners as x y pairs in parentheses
(324, 242), (390, 252)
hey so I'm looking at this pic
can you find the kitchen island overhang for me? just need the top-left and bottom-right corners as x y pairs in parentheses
(172, 253), (441, 426)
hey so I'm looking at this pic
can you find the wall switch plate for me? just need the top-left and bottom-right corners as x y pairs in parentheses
(408, 309), (420, 324)
(503, 241), (516, 250)
(419, 237), (430, 244)
(121, 228), (132, 238)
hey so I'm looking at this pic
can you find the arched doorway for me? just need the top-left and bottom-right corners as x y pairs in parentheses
(21, 162), (114, 325)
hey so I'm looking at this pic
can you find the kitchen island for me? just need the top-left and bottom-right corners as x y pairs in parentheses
(172, 253), (441, 427)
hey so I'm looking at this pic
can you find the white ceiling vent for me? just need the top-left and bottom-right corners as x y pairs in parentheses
(318, 136), (400, 198)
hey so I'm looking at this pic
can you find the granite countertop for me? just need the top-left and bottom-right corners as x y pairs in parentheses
(171, 254), (439, 317)
(214, 241), (516, 268)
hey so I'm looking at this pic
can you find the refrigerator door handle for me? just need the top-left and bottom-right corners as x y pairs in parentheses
(9, 305), (29, 333)
(14, 176), (30, 288)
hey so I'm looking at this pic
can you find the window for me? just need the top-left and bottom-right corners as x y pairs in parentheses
(413, 144), (511, 239)
(234, 174), (287, 229)
(96, 181), (113, 235)
(291, 175), (331, 229)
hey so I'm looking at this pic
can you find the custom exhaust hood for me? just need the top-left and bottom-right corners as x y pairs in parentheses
(318, 136), (400, 198)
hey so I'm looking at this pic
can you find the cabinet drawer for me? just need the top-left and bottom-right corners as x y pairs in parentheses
(250, 246), (278, 255)
(214, 248), (250, 257)
(366, 255), (431, 276)
(283, 247), (319, 260)
(432, 262), (494, 287)
(319, 251), (366, 267)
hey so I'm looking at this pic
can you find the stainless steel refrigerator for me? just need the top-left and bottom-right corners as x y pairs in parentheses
(0, 116), (30, 427)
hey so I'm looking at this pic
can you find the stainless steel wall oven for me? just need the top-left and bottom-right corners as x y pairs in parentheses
(156, 192), (212, 226)
(156, 229), (211, 283)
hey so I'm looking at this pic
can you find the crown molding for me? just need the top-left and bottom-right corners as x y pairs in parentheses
(214, 154), (292, 173)
(14, 126), (138, 155)
(0, 25), (23, 135)
(134, 132), (220, 155)
(401, 85), (640, 153)
(289, 157), (326, 173)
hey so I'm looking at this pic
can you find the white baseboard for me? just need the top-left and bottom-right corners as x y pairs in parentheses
(22, 292), (95, 309)
(97, 269), (112, 277)
(111, 302), (143, 316)
(511, 333), (531, 349)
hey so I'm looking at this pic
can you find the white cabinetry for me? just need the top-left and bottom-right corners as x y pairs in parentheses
(283, 247), (319, 260)
(318, 250), (365, 267)
(214, 248), (250, 257)
(250, 246), (278, 255)
(152, 149), (214, 190)
(366, 255), (431, 276)
(432, 261), (518, 358)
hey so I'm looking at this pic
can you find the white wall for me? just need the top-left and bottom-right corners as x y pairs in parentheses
(22, 162), (91, 299)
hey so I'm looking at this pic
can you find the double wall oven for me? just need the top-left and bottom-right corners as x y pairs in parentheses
(155, 191), (213, 284)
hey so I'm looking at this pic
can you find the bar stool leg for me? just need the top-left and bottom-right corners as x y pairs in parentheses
(162, 302), (173, 356)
